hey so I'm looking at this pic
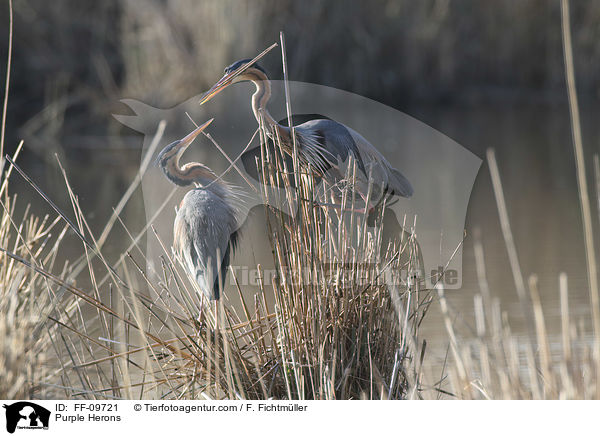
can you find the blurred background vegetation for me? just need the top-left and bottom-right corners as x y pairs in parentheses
(3, 0), (600, 148)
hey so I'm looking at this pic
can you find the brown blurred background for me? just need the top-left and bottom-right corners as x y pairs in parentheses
(4, 1), (600, 145)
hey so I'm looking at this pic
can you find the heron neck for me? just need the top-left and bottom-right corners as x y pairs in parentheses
(160, 147), (221, 188)
(249, 71), (289, 139)
(169, 160), (232, 198)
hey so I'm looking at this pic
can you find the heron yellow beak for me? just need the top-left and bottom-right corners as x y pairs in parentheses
(199, 72), (236, 105)
(180, 118), (214, 146)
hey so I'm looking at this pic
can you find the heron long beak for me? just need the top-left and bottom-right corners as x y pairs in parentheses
(199, 73), (236, 105)
(180, 118), (214, 147)
(199, 43), (279, 105)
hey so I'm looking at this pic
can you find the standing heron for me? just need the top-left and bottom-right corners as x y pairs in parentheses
(156, 119), (239, 300)
(199, 59), (413, 208)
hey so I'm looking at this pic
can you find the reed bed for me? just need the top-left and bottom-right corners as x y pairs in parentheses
(438, 242), (600, 400)
(435, 235), (600, 400)
(0, 144), (68, 399)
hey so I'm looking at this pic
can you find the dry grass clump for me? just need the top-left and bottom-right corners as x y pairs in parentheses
(0, 198), (52, 398)
(0, 146), (69, 398)
(218, 120), (431, 399)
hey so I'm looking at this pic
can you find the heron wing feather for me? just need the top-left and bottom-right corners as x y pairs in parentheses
(174, 189), (238, 300)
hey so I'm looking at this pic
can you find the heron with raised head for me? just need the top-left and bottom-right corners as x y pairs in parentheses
(156, 118), (239, 301)
(199, 59), (414, 208)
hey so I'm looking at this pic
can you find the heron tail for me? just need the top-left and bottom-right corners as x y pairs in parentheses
(388, 168), (414, 198)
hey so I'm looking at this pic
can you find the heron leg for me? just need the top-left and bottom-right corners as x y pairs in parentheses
(196, 298), (206, 324)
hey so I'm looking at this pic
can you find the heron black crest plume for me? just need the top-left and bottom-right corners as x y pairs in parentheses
(225, 59), (267, 75)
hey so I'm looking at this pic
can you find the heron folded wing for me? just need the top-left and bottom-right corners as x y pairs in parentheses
(191, 228), (232, 300)
(174, 214), (209, 294)
(173, 189), (238, 300)
(388, 167), (414, 198)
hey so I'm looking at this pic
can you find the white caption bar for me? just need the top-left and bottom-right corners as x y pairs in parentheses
(0, 400), (594, 435)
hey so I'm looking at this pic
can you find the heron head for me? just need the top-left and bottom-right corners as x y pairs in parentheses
(199, 59), (268, 105)
(155, 118), (214, 167)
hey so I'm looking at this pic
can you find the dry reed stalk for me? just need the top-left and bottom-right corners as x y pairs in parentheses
(0, 0), (13, 162)
(559, 273), (571, 364)
(560, 0), (600, 391)
(528, 275), (554, 396)
(594, 154), (600, 225)
(486, 148), (527, 305)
